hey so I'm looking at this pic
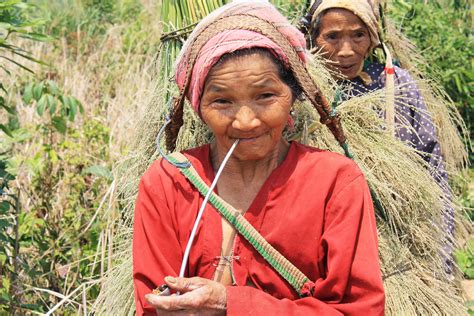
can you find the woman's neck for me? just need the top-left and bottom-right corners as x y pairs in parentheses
(210, 140), (290, 186)
(209, 139), (289, 212)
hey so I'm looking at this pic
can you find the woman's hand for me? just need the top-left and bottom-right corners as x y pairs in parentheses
(145, 276), (227, 315)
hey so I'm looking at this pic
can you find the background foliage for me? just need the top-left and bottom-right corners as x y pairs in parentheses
(0, 0), (472, 314)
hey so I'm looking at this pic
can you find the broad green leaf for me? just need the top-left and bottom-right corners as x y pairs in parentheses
(82, 165), (112, 181)
(23, 83), (33, 104)
(455, 251), (468, 267)
(47, 80), (59, 95)
(58, 95), (66, 105)
(32, 81), (44, 101)
(47, 94), (56, 115)
(0, 201), (10, 213)
(466, 268), (474, 279)
(52, 116), (67, 134)
(36, 94), (47, 116)
(0, 219), (10, 229)
(71, 97), (84, 115)
(68, 97), (78, 121)
(59, 95), (69, 115)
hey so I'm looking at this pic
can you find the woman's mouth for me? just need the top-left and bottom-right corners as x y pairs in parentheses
(237, 137), (259, 143)
(231, 134), (263, 143)
(337, 64), (355, 71)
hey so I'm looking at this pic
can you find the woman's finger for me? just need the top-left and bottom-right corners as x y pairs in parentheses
(145, 291), (197, 311)
(164, 276), (205, 293)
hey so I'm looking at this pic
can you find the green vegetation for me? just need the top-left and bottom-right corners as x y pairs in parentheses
(0, 0), (471, 314)
(390, 0), (473, 156)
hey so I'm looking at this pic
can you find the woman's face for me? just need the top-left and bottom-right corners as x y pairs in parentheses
(200, 52), (293, 161)
(314, 9), (371, 80)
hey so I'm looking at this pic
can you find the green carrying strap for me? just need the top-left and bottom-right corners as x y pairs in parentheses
(168, 152), (315, 298)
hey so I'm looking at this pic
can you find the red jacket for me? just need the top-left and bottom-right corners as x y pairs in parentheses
(133, 142), (385, 315)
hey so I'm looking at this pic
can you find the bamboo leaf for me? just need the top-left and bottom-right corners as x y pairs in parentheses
(8, 49), (47, 66)
(0, 96), (15, 114)
(0, 55), (34, 73)
(0, 124), (13, 137)
(0, 65), (12, 76)
(19, 32), (50, 42)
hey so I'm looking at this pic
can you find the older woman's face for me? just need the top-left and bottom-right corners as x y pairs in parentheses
(314, 9), (371, 80)
(200, 53), (293, 161)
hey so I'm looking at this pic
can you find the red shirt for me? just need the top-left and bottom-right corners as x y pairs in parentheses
(133, 142), (385, 315)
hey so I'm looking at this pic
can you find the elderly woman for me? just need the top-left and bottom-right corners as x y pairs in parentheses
(307, 0), (454, 242)
(133, 1), (384, 315)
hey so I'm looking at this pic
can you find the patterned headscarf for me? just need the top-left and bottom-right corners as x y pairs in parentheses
(311, 0), (381, 52)
(175, 0), (307, 112)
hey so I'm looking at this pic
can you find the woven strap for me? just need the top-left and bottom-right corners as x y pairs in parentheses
(168, 152), (315, 298)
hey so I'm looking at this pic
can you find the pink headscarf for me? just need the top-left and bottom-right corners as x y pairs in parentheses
(175, 0), (307, 113)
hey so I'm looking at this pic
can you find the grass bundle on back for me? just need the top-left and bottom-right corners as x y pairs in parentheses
(380, 234), (465, 315)
(290, 59), (466, 312)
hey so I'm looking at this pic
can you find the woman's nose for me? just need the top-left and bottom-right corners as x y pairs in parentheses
(232, 105), (261, 131)
(337, 40), (355, 58)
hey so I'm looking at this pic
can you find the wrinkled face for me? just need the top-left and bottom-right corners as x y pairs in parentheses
(200, 52), (293, 161)
(314, 9), (371, 80)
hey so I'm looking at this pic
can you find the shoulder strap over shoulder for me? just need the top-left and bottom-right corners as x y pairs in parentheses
(167, 152), (315, 298)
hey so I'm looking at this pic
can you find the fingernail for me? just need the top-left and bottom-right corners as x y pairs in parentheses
(165, 276), (176, 284)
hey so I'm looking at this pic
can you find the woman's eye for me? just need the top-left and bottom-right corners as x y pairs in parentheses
(355, 32), (366, 38)
(325, 33), (338, 41)
(259, 93), (275, 99)
(214, 99), (230, 104)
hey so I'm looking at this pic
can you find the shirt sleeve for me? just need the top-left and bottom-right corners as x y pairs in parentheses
(225, 174), (385, 315)
(133, 162), (182, 316)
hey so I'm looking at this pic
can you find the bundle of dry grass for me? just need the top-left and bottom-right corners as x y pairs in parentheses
(291, 69), (467, 313)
